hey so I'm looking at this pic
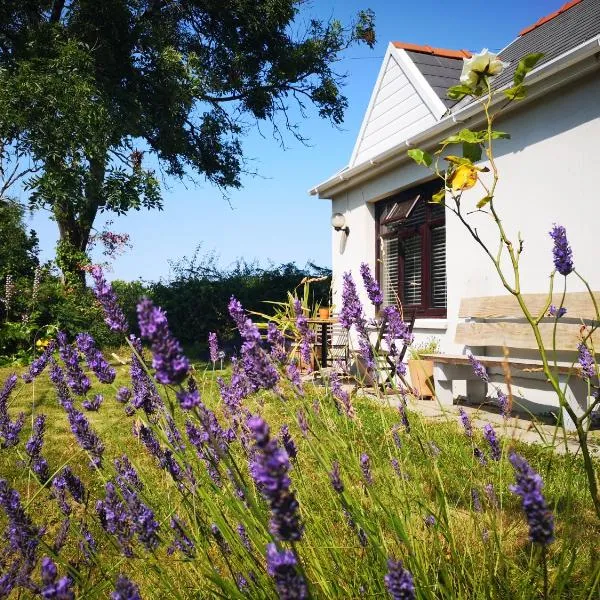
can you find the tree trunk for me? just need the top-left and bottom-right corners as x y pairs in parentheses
(54, 155), (106, 286)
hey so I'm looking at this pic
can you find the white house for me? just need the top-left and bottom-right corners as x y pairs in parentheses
(310, 0), (600, 415)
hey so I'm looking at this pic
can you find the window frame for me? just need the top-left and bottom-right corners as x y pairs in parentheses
(375, 180), (447, 318)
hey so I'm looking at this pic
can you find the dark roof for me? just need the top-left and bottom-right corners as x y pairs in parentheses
(494, 0), (600, 90)
(397, 0), (600, 111)
(405, 51), (465, 108)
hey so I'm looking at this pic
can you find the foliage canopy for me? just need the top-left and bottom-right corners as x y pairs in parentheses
(0, 0), (375, 279)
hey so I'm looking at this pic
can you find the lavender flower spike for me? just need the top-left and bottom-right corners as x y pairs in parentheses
(293, 299), (314, 370)
(137, 298), (190, 385)
(360, 262), (383, 306)
(459, 408), (473, 438)
(483, 423), (501, 461)
(208, 332), (219, 364)
(266, 543), (308, 600)
(90, 265), (129, 332)
(0, 373), (25, 448)
(467, 351), (489, 383)
(111, 575), (141, 600)
(40, 556), (74, 599)
(549, 224), (574, 276)
(384, 559), (416, 600)
(578, 342), (596, 379)
(509, 452), (554, 545)
(247, 415), (303, 541)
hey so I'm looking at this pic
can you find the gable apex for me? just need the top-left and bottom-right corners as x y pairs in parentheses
(348, 42), (447, 168)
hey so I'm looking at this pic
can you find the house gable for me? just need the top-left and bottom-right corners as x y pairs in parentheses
(349, 43), (448, 168)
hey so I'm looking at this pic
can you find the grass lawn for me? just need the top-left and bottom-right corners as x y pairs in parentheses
(1, 357), (599, 599)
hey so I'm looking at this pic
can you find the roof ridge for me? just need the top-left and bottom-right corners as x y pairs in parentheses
(518, 0), (583, 36)
(392, 42), (472, 60)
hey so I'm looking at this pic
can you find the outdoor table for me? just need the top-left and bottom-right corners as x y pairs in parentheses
(306, 317), (338, 367)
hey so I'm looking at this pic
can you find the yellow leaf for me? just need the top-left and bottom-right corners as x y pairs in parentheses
(450, 165), (478, 191)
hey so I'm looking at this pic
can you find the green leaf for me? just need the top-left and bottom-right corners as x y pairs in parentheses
(476, 195), (493, 208)
(445, 155), (473, 167)
(513, 52), (544, 86)
(446, 84), (474, 100)
(462, 142), (482, 163)
(407, 148), (433, 167)
(504, 85), (526, 101)
(442, 129), (484, 145)
(431, 188), (446, 204)
(489, 131), (510, 140)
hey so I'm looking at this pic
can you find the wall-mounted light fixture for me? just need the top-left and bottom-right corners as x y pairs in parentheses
(331, 212), (349, 235)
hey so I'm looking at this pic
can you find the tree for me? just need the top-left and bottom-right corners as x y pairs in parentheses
(0, 0), (375, 283)
(0, 200), (39, 281)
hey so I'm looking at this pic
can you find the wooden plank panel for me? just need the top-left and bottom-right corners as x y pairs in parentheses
(459, 292), (600, 320)
(455, 321), (599, 351)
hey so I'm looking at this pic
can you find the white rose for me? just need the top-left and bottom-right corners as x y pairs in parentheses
(460, 49), (509, 88)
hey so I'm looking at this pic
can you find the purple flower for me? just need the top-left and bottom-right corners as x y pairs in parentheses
(398, 400), (410, 433)
(26, 414), (50, 482)
(96, 482), (134, 556)
(474, 447), (488, 466)
(82, 394), (103, 411)
(483, 423), (501, 461)
(384, 559), (415, 600)
(339, 272), (366, 330)
(229, 297), (279, 393)
(390, 458), (402, 477)
(265, 543), (308, 600)
(578, 342), (595, 379)
(485, 483), (499, 508)
(111, 575), (141, 600)
(471, 488), (482, 513)
(392, 425), (402, 449)
(459, 408), (473, 438)
(330, 371), (354, 418)
(137, 298), (190, 385)
(286, 362), (304, 394)
(40, 556), (74, 599)
(279, 425), (298, 460)
(296, 409), (309, 437)
(65, 406), (104, 468)
(208, 332), (219, 364)
(294, 299), (315, 370)
(549, 305), (567, 318)
(76, 333), (116, 384)
(90, 265), (129, 333)
(23, 340), (56, 383)
(467, 351), (488, 383)
(116, 387), (131, 403)
(247, 415), (303, 541)
(49, 361), (73, 409)
(329, 461), (344, 493)
(360, 262), (383, 306)
(57, 331), (91, 396)
(218, 358), (251, 415)
(168, 515), (195, 558)
(0, 373), (25, 448)
(53, 517), (70, 554)
(0, 479), (41, 562)
(549, 224), (574, 276)
(424, 515), (436, 527)
(497, 390), (510, 418)
(129, 336), (163, 415)
(268, 322), (287, 362)
(360, 453), (373, 485)
(509, 452), (554, 545)
(237, 524), (252, 551)
(382, 305), (414, 353)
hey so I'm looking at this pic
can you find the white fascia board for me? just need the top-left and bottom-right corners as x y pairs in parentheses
(310, 34), (600, 199)
(348, 42), (399, 168)
(392, 46), (448, 119)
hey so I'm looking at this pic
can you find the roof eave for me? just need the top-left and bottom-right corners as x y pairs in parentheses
(310, 34), (600, 199)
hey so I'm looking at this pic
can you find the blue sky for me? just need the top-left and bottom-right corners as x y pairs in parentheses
(24, 0), (566, 282)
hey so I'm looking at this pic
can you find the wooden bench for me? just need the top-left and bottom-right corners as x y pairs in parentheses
(422, 292), (600, 430)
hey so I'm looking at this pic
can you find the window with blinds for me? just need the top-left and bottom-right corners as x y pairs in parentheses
(376, 180), (446, 317)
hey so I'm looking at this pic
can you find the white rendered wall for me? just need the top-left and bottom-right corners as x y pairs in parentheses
(329, 72), (600, 367)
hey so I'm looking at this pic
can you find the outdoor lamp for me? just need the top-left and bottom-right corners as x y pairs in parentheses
(331, 212), (349, 235)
